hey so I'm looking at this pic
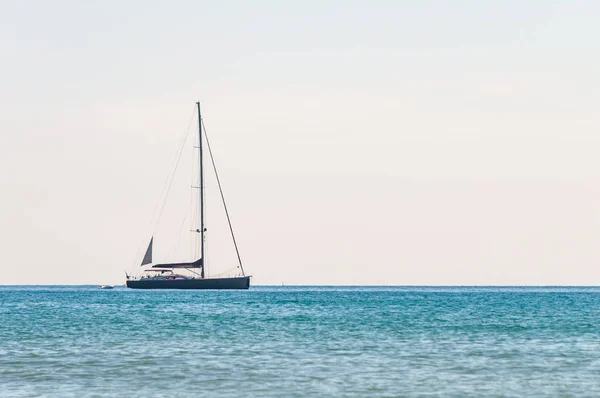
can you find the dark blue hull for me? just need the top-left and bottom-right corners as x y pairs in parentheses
(126, 276), (250, 290)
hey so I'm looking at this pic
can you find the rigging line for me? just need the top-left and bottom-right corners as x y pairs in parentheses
(153, 110), (195, 235)
(165, 207), (190, 260)
(131, 107), (195, 272)
(201, 119), (246, 276)
(189, 132), (198, 261)
(200, 117), (207, 276)
(204, 153), (208, 276)
(210, 266), (241, 278)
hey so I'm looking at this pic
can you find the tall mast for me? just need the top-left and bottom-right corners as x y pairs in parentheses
(196, 101), (205, 279)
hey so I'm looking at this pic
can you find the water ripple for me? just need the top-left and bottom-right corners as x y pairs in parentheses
(1, 286), (600, 397)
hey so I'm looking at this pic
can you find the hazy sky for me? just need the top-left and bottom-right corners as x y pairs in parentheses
(2, 1), (600, 285)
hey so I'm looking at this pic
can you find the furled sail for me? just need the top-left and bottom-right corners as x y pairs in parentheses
(152, 258), (203, 269)
(141, 237), (153, 266)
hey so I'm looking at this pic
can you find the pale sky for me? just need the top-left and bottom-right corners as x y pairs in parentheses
(2, 1), (600, 285)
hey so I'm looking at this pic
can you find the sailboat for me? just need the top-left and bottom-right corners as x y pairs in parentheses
(126, 102), (251, 289)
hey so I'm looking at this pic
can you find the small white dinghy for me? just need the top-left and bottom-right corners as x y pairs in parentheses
(99, 285), (114, 289)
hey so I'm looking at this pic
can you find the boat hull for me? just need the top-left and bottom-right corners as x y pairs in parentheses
(126, 276), (250, 290)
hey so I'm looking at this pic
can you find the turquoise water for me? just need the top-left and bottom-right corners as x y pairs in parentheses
(2, 286), (600, 397)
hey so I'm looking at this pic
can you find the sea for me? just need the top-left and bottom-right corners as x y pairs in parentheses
(1, 286), (600, 397)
